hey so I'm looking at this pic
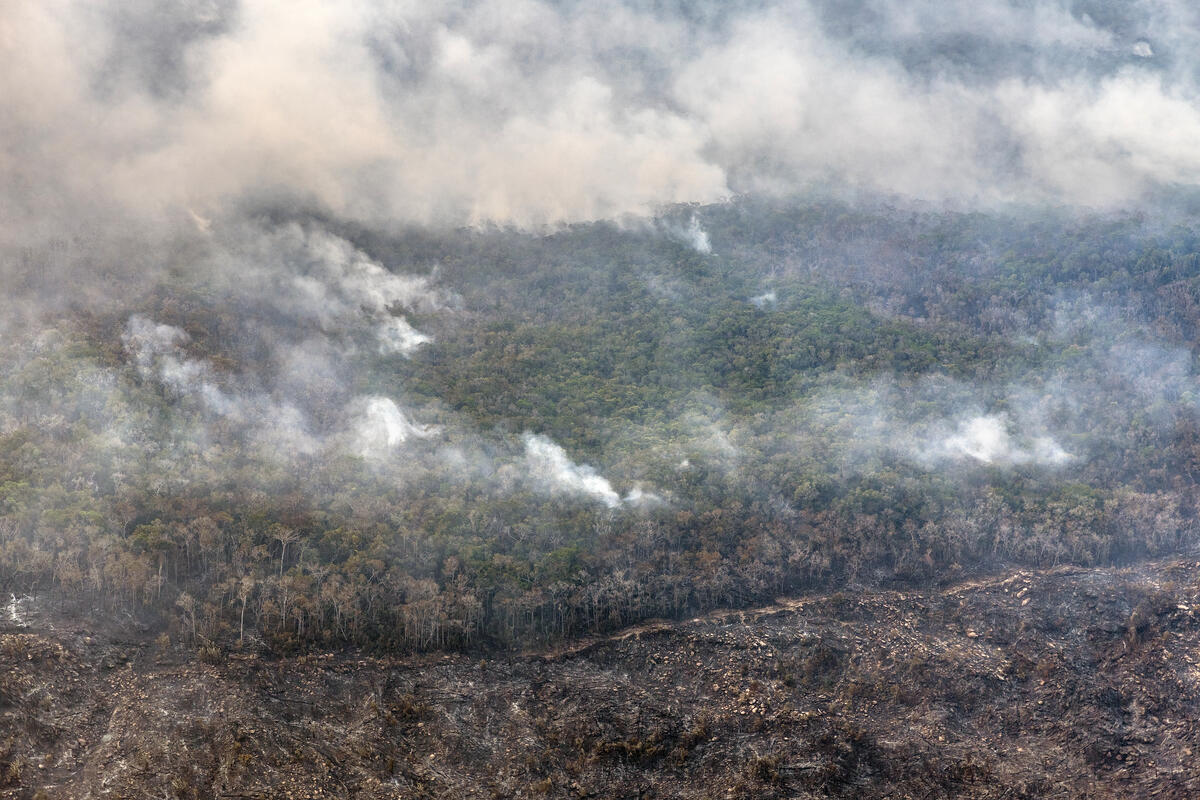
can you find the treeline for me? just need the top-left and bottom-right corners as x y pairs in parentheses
(1, 441), (1196, 653)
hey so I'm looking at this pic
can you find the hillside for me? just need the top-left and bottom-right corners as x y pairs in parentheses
(7, 203), (1200, 657)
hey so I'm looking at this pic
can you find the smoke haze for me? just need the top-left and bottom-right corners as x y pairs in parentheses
(8, 0), (1200, 255)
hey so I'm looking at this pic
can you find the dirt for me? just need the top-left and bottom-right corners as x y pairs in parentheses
(3, 559), (1200, 798)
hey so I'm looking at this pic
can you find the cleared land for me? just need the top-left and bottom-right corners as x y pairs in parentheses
(3, 557), (1200, 799)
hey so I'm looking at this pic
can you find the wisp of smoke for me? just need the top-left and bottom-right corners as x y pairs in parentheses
(750, 291), (778, 309)
(623, 486), (666, 508)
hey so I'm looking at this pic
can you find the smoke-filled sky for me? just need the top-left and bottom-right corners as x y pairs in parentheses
(5, 0), (1200, 244)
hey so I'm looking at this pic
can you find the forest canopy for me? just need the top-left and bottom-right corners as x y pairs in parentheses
(3, 199), (1200, 651)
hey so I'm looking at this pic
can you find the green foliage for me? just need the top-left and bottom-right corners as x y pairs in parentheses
(4, 199), (1200, 652)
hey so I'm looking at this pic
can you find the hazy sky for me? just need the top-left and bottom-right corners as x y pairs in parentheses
(4, 0), (1200, 240)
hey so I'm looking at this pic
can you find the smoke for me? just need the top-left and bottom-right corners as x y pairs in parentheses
(12, 0), (1200, 523)
(9, 0), (1200, 254)
(377, 317), (432, 357)
(520, 433), (622, 509)
(122, 314), (325, 455)
(122, 316), (239, 418)
(122, 317), (189, 379)
(292, 228), (442, 317)
(622, 486), (666, 508)
(799, 376), (1077, 474)
(750, 291), (778, 309)
(118, 221), (452, 461)
(933, 414), (1073, 466)
(664, 215), (713, 253)
(351, 396), (437, 461)
(218, 224), (443, 358)
(120, 308), (459, 471)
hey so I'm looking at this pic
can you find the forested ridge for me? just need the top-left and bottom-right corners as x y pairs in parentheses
(4, 199), (1200, 653)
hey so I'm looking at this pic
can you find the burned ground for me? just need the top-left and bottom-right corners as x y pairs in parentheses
(3, 558), (1200, 799)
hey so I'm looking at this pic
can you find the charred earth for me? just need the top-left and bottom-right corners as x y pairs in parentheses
(4, 557), (1200, 799)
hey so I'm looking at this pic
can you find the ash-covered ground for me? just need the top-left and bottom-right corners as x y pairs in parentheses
(4, 559), (1200, 799)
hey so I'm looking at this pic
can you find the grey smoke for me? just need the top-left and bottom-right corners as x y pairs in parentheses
(10, 0), (1200, 248)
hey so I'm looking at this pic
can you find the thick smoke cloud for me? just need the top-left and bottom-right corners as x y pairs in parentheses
(6, 0), (1200, 249)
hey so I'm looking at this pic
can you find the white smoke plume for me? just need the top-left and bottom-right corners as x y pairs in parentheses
(377, 316), (433, 357)
(122, 314), (446, 463)
(122, 316), (236, 417)
(521, 433), (622, 508)
(933, 414), (1073, 466)
(664, 216), (713, 253)
(242, 225), (440, 357)
(299, 229), (441, 316)
(351, 396), (437, 461)
(122, 314), (324, 454)
(802, 376), (1076, 473)
(623, 487), (666, 508)
(750, 291), (778, 309)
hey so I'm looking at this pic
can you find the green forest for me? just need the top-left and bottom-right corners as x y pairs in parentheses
(4, 199), (1200, 652)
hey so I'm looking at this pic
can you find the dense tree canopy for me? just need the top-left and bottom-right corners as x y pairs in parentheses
(3, 198), (1200, 652)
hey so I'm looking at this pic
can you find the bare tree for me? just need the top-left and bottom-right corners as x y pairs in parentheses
(271, 525), (300, 578)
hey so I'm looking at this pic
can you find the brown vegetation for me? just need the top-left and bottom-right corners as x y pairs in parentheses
(3, 557), (1200, 798)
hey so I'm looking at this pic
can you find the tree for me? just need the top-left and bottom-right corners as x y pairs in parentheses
(237, 575), (255, 646)
(176, 591), (197, 646)
(271, 525), (299, 578)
